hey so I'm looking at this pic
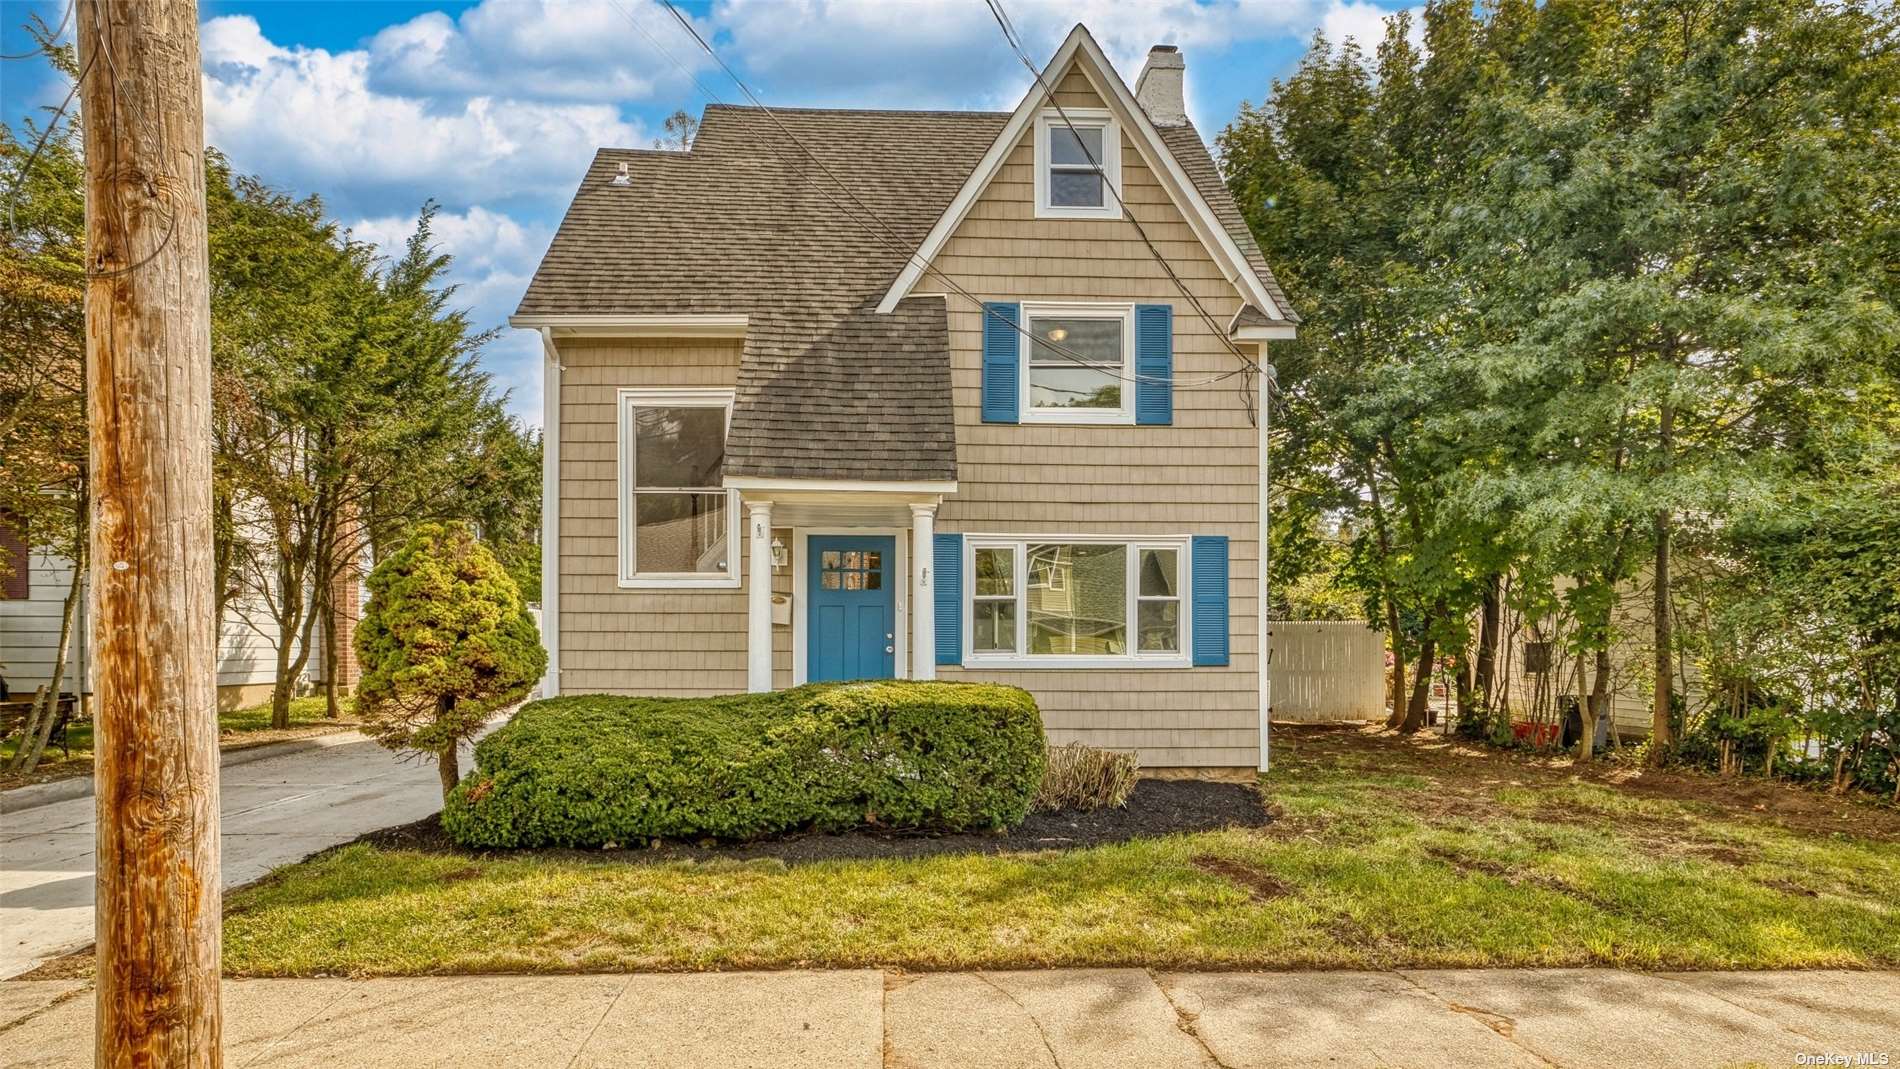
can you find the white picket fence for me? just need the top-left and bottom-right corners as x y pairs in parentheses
(1269, 620), (1387, 723)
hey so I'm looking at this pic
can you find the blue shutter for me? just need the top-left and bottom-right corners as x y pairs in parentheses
(934, 533), (963, 665)
(980, 302), (1020, 424)
(1134, 304), (1173, 426)
(1190, 535), (1229, 667)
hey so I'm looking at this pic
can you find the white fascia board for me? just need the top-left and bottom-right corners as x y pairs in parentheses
(875, 24), (1284, 321)
(1235, 324), (1298, 341)
(507, 313), (749, 337)
(724, 477), (958, 495)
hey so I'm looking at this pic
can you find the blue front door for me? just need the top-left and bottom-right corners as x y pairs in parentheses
(808, 535), (896, 682)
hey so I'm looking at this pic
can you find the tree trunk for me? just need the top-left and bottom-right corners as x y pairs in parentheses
(8, 517), (83, 773)
(267, 555), (303, 729)
(1651, 509), (1673, 761)
(437, 741), (460, 801)
(1581, 647), (1611, 761)
(317, 561), (341, 720)
(1452, 645), (1475, 724)
(79, 0), (223, 1060)
(436, 693), (460, 801)
(1385, 597), (1406, 729)
(1399, 634), (1437, 734)
(1650, 401), (1675, 764)
(1475, 574), (1501, 716)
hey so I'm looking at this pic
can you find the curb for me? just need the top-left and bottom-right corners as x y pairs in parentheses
(0, 731), (371, 816)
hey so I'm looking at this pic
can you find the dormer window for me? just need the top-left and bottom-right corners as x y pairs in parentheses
(1034, 109), (1120, 219)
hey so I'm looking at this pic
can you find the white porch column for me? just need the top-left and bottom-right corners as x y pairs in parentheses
(910, 503), (937, 681)
(746, 499), (774, 692)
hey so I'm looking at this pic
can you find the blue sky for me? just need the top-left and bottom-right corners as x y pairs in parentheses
(1, 0), (1415, 427)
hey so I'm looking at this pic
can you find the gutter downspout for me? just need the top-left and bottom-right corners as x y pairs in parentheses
(539, 327), (561, 699)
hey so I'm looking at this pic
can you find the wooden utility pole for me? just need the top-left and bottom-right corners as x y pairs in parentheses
(76, 1), (222, 1065)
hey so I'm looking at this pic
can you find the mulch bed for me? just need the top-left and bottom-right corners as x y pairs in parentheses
(351, 778), (1273, 866)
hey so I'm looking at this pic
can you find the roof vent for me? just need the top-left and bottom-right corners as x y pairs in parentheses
(1135, 45), (1187, 127)
(610, 161), (632, 187)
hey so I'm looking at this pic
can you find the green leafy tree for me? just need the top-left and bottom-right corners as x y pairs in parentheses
(1438, 0), (1899, 760)
(355, 522), (546, 800)
(1221, 6), (1521, 732)
(0, 22), (88, 771)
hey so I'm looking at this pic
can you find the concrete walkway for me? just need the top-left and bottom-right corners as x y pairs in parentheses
(2, 968), (1894, 1067)
(0, 732), (479, 979)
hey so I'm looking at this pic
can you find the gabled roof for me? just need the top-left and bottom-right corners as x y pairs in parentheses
(874, 24), (1296, 324)
(512, 25), (1297, 482)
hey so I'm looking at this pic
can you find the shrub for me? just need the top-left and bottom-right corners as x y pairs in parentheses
(442, 680), (1045, 848)
(1033, 742), (1138, 812)
(355, 523), (547, 801)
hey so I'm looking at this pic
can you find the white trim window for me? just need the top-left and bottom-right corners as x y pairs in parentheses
(1020, 301), (1135, 424)
(965, 535), (1189, 668)
(1033, 109), (1121, 219)
(616, 388), (740, 589)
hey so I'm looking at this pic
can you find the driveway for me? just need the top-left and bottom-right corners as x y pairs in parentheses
(0, 731), (477, 979)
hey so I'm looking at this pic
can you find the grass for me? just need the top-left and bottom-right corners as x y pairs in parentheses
(213, 725), (1900, 977)
(0, 695), (357, 789)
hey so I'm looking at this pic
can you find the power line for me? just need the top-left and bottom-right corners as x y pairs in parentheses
(603, 0), (727, 111)
(0, 0), (71, 61)
(639, 0), (1254, 395)
(2, 42), (93, 233)
(981, 0), (1266, 421)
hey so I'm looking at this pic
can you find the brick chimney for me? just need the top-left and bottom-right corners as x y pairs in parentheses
(1135, 45), (1187, 126)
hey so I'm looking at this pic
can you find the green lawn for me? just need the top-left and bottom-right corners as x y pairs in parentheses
(0, 695), (356, 789)
(216, 727), (1900, 977)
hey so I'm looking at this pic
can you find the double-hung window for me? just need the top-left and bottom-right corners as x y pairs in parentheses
(1022, 301), (1134, 423)
(964, 536), (1189, 667)
(1034, 109), (1120, 219)
(617, 388), (739, 588)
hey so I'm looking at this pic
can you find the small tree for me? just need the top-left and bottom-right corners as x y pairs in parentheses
(354, 522), (546, 799)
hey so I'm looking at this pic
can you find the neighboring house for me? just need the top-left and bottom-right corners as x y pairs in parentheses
(513, 26), (1298, 772)
(0, 514), (363, 710)
(1493, 572), (1708, 740)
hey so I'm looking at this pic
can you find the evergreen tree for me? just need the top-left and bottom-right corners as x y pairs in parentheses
(354, 523), (545, 800)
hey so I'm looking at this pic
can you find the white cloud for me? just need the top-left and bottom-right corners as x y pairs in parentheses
(1321, 0), (1426, 56)
(199, 14), (641, 218)
(712, 0), (1335, 109)
(365, 0), (712, 104)
(346, 206), (555, 427)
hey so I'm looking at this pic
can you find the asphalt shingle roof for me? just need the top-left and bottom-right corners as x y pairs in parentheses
(517, 103), (1295, 481)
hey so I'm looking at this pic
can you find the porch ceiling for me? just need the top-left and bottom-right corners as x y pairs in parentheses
(735, 485), (945, 529)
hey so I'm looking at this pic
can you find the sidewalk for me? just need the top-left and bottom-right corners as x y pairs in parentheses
(3, 968), (1895, 1068)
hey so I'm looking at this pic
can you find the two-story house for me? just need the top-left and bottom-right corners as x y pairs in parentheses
(512, 25), (1297, 774)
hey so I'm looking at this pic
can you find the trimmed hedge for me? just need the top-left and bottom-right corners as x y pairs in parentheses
(442, 681), (1046, 848)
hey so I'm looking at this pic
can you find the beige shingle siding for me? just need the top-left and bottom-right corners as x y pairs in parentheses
(931, 66), (1261, 768)
(557, 338), (760, 696)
